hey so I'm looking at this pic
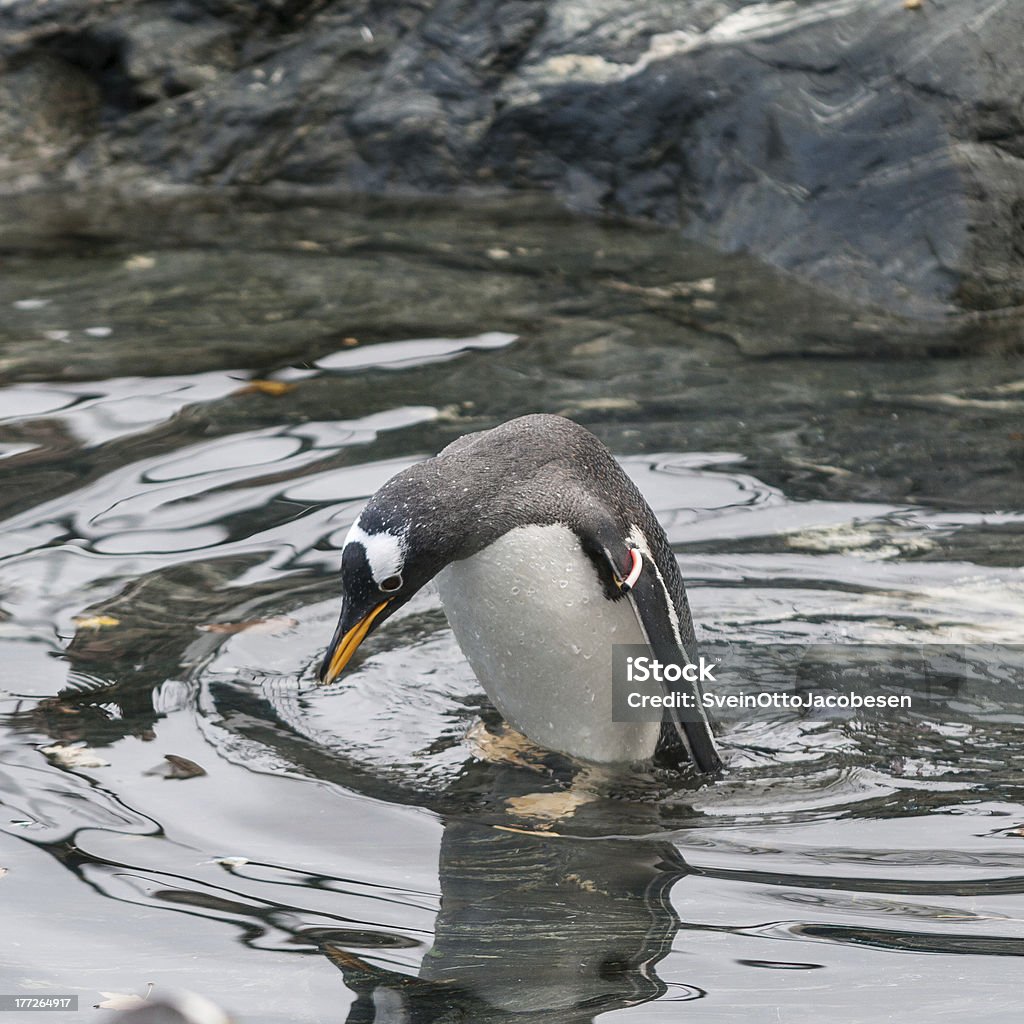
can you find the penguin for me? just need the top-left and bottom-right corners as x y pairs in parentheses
(318, 414), (721, 774)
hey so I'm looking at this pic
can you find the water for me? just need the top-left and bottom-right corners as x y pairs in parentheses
(1, 194), (1023, 1022)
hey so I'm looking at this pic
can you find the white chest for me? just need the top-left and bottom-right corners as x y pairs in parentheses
(434, 523), (662, 763)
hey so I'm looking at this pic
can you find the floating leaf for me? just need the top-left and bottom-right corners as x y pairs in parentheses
(342, 336), (359, 347)
(197, 615), (298, 635)
(605, 278), (716, 300)
(234, 380), (296, 397)
(73, 614), (120, 629)
(903, 0), (923, 8)
(557, 398), (640, 416)
(493, 824), (560, 837)
(94, 984), (152, 1011)
(42, 744), (110, 769)
(95, 993), (146, 1011)
(145, 754), (207, 780)
(123, 254), (156, 271)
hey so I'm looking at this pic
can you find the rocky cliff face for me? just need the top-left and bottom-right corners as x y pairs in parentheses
(2, 0), (1022, 320)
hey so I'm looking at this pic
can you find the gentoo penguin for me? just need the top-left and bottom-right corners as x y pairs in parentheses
(318, 414), (721, 773)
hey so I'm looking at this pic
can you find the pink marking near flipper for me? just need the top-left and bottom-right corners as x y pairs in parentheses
(621, 547), (643, 591)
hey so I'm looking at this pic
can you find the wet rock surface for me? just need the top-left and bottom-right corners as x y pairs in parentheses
(1, 0), (1022, 320)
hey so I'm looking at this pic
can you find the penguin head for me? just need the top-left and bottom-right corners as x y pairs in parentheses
(318, 468), (460, 685)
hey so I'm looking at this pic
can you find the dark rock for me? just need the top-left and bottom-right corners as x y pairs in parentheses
(1, 0), (1022, 320)
(0, 51), (100, 182)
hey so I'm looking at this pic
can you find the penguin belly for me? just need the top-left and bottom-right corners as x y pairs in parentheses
(435, 523), (663, 764)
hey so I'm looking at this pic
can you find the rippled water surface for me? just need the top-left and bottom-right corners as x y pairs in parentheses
(2, 195), (1023, 1022)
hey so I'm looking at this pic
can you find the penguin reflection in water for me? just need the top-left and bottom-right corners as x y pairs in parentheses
(320, 414), (721, 775)
(322, 821), (694, 1022)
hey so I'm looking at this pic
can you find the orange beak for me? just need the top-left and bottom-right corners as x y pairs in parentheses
(319, 600), (390, 684)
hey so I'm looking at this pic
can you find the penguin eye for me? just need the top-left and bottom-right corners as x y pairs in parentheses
(379, 574), (403, 593)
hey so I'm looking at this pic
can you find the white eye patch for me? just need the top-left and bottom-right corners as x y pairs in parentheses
(344, 521), (406, 587)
